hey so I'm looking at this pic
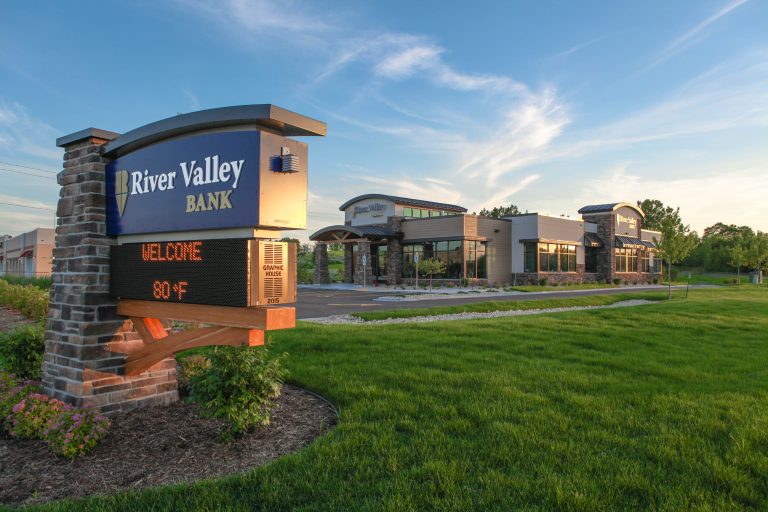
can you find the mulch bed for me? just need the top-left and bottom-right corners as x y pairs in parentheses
(0, 385), (337, 506)
(0, 306), (337, 507)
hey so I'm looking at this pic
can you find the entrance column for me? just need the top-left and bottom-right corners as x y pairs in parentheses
(354, 240), (373, 285)
(343, 244), (354, 283)
(43, 130), (178, 416)
(313, 242), (331, 284)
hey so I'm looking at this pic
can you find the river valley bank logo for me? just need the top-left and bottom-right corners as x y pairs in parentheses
(113, 155), (245, 217)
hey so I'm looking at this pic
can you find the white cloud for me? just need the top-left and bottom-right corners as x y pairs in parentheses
(375, 45), (442, 79)
(0, 193), (56, 236)
(578, 164), (768, 233)
(0, 103), (62, 162)
(642, 0), (750, 72)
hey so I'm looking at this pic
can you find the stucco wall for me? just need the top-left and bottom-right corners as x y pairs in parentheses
(344, 198), (396, 226)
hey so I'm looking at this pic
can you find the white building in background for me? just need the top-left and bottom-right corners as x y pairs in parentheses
(0, 228), (54, 277)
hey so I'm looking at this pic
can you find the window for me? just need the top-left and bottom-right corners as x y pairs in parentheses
(402, 240), (464, 279)
(523, 242), (536, 272)
(640, 250), (650, 272)
(585, 247), (598, 273)
(465, 240), (487, 279)
(615, 248), (638, 273)
(653, 254), (662, 274)
(536, 243), (577, 273)
(403, 207), (413, 218)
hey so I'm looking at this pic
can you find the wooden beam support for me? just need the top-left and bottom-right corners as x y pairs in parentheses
(125, 325), (263, 376)
(117, 300), (295, 330)
(118, 300), (293, 376)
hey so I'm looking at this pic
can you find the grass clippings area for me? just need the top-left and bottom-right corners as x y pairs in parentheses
(10, 286), (768, 511)
(353, 291), (665, 321)
(0, 385), (336, 507)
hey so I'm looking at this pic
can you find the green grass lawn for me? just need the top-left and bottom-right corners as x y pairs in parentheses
(506, 283), (626, 292)
(26, 287), (768, 511)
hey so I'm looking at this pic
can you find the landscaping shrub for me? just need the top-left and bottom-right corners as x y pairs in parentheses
(653, 277), (659, 284)
(0, 279), (49, 323)
(538, 277), (548, 286)
(613, 278), (621, 285)
(188, 343), (286, 438)
(0, 323), (45, 379)
(45, 405), (111, 459)
(0, 372), (41, 421)
(0, 274), (52, 290)
(177, 354), (211, 392)
(5, 393), (68, 439)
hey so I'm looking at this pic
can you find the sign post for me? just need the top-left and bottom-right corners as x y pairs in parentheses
(44, 105), (326, 414)
(362, 253), (368, 288)
(414, 252), (420, 290)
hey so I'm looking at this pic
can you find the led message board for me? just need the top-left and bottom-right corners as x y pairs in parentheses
(105, 130), (308, 236)
(110, 239), (297, 307)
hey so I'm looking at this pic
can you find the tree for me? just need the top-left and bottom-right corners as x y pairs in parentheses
(652, 211), (698, 300)
(478, 204), (521, 218)
(747, 231), (768, 284)
(418, 257), (446, 291)
(729, 244), (747, 286)
(637, 199), (683, 231)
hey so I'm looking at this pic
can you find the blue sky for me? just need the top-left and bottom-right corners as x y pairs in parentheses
(1, 0), (766, 239)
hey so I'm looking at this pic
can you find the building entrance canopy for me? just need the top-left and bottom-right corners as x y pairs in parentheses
(309, 225), (400, 243)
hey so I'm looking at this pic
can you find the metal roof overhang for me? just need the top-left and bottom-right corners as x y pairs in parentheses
(615, 235), (651, 249)
(309, 225), (400, 242)
(584, 232), (604, 248)
(519, 238), (583, 246)
(19, 249), (33, 257)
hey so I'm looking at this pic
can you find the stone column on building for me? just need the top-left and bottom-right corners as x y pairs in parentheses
(585, 214), (615, 283)
(385, 217), (403, 285)
(354, 240), (373, 285)
(42, 129), (178, 417)
(343, 244), (354, 283)
(313, 242), (331, 284)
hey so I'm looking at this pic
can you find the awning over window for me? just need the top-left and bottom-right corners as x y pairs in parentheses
(615, 235), (652, 249)
(19, 249), (33, 257)
(584, 232), (604, 248)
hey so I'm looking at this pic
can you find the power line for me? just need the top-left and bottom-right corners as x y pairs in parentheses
(0, 167), (57, 180)
(0, 201), (55, 211)
(0, 160), (58, 174)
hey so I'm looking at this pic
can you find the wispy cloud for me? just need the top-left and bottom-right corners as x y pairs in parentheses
(641, 0), (750, 72)
(547, 37), (604, 60)
(0, 103), (62, 162)
(0, 193), (56, 235)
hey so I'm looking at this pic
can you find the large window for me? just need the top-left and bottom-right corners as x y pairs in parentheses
(466, 240), (487, 279)
(653, 254), (662, 274)
(615, 248), (638, 273)
(402, 240), (464, 279)
(535, 243), (577, 273)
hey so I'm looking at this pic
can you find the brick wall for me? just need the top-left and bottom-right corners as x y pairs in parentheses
(42, 130), (178, 417)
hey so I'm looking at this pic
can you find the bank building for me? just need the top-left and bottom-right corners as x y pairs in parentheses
(310, 194), (662, 286)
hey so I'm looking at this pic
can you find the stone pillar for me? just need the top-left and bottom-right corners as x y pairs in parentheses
(354, 240), (373, 285)
(585, 214), (615, 282)
(343, 244), (354, 283)
(385, 217), (404, 285)
(42, 129), (178, 417)
(313, 243), (331, 284)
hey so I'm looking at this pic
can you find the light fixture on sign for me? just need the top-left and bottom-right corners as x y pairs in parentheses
(281, 153), (300, 173)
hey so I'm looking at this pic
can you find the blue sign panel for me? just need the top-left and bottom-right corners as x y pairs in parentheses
(106, 131), (262, 236)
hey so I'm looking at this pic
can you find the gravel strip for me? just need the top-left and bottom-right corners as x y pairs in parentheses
(303, 299), (656, 325)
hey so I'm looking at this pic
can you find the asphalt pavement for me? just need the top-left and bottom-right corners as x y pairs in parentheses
(296, 285), (671, 319)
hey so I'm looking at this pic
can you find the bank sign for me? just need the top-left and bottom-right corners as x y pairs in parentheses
(105, 130), (308, 236)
